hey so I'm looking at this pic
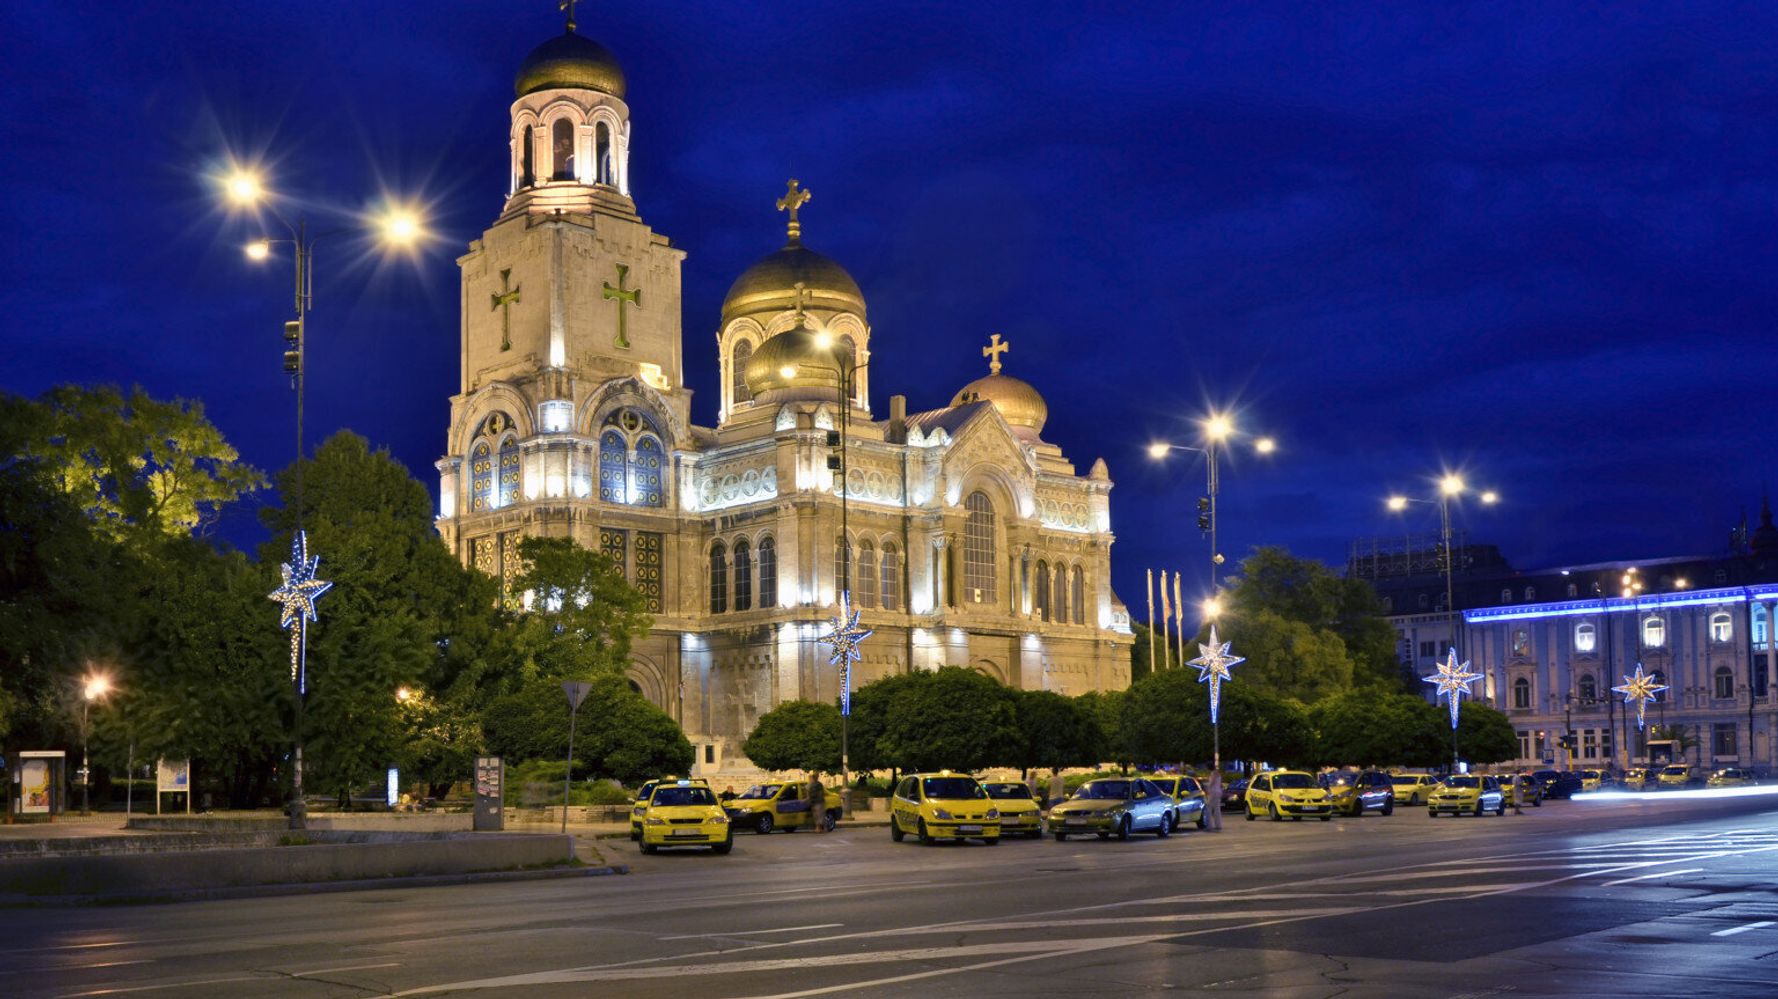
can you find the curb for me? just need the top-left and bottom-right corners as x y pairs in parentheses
(593, 818), (896, 841)
(0, 863), (629, 908)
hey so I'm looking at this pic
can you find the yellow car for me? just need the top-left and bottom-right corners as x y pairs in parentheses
(630, 776), (706, 840)
(1707, 767), (1758, 788)
(1498, 774), (1541, 808)
(980, 780), (1045, 838)
(1149, 775), (1209, 830)
(1427, 775), (1505, 817)
(1577, 769), (1607, 792)
(723, 780), (842, 834)
(1244, 771), (1333, 821)
(1623, 768), (1659, 791)
(638, 780), (732, 854)
(889, 772), (1001, 844)
(1657, 765), (1701, 789)
(1389, 773), (1442, 806)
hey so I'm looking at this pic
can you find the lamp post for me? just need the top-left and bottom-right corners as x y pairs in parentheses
(1385, 474), (1499, 667)
(79, 673), (112, 815)
(222, 165), (425, 830)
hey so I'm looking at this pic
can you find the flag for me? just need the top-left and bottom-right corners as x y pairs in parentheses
(1145, 569), (1156, 675)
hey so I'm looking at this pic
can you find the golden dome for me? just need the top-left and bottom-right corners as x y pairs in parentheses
(744, 326), (848, 399)
(722, 244), (865, 323)
(515, 31), (626, 98)
(952, 373), (1048, 434)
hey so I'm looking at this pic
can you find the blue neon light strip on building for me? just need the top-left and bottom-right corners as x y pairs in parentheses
(1462, 586), (1765, 624)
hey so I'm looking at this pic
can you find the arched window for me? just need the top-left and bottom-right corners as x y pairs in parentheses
(1642, 615), (1666, 648)
(1714, 569), (1729, 586)
(1756, 604), (1770, 650)
(1575, 621), (1596, 653)
(1714, 665), (1735, 700)
(598, 430), (626, 503)
(1577, 673), (1597, 703)
(835, 535), (852, 600)
(1381, 596), (1393, 613)
(1418, 593), (1429, 609)
(1034, 561), (1050, 621)
(1525, 586), (1536, 602)
(497, 437), (521, 508)
(595, 121), (611, 184)
(1501, 588), (1513, 604)
(470, 440), (493, 512)
(1072, 565), (1086, 625)
(731, 340), (753, 407)
(757, 536), (777, 608)
(551, 118), (575, 180)
(1566, 583), (1578, 598)
(1052, 563), (1068, 624)
(1511, 628), (1530, 658)
(1512, 676), (1531, 709)
(880, 542), (900, 611)
(1709, 611), (1732, 643)
(520, 124), (535, 187)
(963, 491), (996, 605)
(631, 435), (664, 507)
(732, 538), (752, 612)
(857, 541), (877, 608)
(709, 542), (727, 614)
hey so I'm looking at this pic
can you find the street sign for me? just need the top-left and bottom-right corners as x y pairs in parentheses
(562, 681), (593, 711)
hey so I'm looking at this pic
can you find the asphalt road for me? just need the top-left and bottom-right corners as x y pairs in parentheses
(8, 793), (1778, 998)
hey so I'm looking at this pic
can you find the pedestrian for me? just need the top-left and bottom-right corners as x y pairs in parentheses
(720, 785), (736, 802)
(1512, 772), (1526, 814)
(807, 771), (827, 833)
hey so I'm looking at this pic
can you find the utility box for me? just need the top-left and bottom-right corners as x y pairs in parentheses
(473, 756), (505, 831)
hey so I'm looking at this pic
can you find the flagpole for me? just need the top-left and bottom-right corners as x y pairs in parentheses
(1146, 569), (1156, 675)
(1173, 572), (1186, 671)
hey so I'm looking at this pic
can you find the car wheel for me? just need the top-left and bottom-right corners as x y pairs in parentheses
(890, 814), (905, 842)
(1320, 814), (1331, 822)
(712, 834), (733, 855)
(1196, 810), (1208, 830)
(756, 814), (774, 835)
(917, 818), (934, 845)
(639, 842), (657, 854)
(1496, 802), (1506, 817)
(1156, 812), (1172, 838)
(1245, 804), (1256, 821)
(1054, 832), (1068, 841)
(1350, 800), (1362, 817)
(1427, 809), (1437, 818)
(1270, 802), (1283, 822)
(983, 836), (1000, 846)
(1473, 801), (1484, 818)
(1381, 798), (1394, 816)
(1115, 815), (1133, 841)
(1533, 797), (1541, 808)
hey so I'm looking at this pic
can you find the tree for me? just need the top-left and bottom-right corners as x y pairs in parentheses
(1217, 684), (1313, 768)
(1218, 609), (1354, 704)
(1075, 689), (1131, 770)
(1120, 668), (1212, 766)
(394, 688), (483, 800)
(852, 668), (1020, 773)
(1221, 547), (1403, 693)
(1005, 689), (1104, 775)
(1309, 690), (1449, 769)
(498, 536), (651, 682)
(1456, 703), (1520, 765)
(1130, 622), (1184, 681)
(481, 673), (692, 784)
(742, 700), (842, 774)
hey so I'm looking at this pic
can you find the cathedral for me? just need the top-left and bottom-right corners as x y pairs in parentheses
(435, 14), (1134, 774)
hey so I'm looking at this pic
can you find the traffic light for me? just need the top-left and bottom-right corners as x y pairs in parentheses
(1196, 496), (1211, 532)
(282, 320), (302, 375)
(825, 429), (842, 471)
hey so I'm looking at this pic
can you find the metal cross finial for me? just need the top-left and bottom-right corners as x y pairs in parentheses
(602, 262), (641, 349)
(983, 333), (1010, 374)
(490, 269), (521, 352)
(560, 0), (580, 32)
(777, 179), (812, 244)
(790, 280), (810, 326)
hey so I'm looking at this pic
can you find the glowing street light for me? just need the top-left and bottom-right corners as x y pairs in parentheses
(244, 240), (271, 261)
(224, 168), (263, 206)
(1254, 436), (1277, 455)
(79, 671), (113, 815)
(1201, 596), (1223, 619)
(377, 204), (424, 248)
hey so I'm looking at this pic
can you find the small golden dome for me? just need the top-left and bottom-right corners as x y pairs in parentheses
(722, 245), (865, 323)
(952, 373), (1048, 434)
(744, 326), (848, 399)
(515, 31), (626, 99)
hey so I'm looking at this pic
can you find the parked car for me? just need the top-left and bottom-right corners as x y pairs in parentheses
(1049, 777), (1177, 841)
(980, 780), (1044, 837)
(1319, 770), (1395, 816)
(1499, 773), (1541, 807)
(889, 772), (1001, 845)
(1657, 765), (1703, 789)
(1244, 771), (1334, 822)
(1427, 775), (1505, 817)
(1622, 768), (1660, 791)
(1533, 770), (1583, 799)
(1149, 775), (1209, 830)
(1222, 778), (1249, 811)
(1707, 767), (1759, 788)
(1389, 772), (1442, 806)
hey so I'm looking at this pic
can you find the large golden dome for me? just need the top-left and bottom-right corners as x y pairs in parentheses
(952, 373), (1048, 434)
(744, 326), (848, 399)
(722, 244), (865, 322)
(515, 31), (626, 98)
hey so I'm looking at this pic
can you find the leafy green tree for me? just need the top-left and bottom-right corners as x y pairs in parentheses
(1005, 689), (1104, 776)
(1130, 622), (1185, 681)
(1120, 668), (1211, 766)
(852, 668), (1020, 773)
(494, 536), (651, 683)
(742, 700), (842, 774)
(1218, 609), (1354, 704)
(394, 688), (483, 800)
(1075, 688), (1131, 770)
(1220, 547), (1403, 693)
(481, 673), (692, 783)
(1310, 690), (1450, 769)
(1455, 702), (1519, 765)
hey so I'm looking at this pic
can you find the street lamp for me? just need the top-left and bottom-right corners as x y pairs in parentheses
(79, 672), (113, 815)
(222, 163), (427, 830)
(1385, 472), (1500, 664)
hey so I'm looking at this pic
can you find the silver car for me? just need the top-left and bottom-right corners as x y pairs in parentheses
(1047, 778), (1177, 841)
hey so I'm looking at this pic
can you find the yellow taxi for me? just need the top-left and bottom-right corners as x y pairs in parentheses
(889, 772), (1001, 845)
(630, 776), (705, 840)
(1657, 765), (1701, 789)
(1624, 767), (1658, 791)
(637, 779), (732, 854)
(1427, 775), (1505, 817)
(1498, 773), (1542, 808)
(723, 780), (842, 834)
(1388, 772), (1442, 806)
(1243, 770), (1333, 821)
(1148, 775), (1209, 830)
(1707, 767), (1758, 788)
(979, 780), (1045, 837)
(1577, 769), (1607, 792)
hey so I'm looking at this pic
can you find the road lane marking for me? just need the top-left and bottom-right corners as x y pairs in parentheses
(286, 961), (402, 976)
(660, 923), (842, 940)
(1601, 868), (1702, 887)
(56, 976), (268, 997)
(1711, 920), (1775, 937)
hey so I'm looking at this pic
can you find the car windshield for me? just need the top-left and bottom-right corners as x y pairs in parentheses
(1443, 777), (1480, 788)
(651, 787), (715, 807)
(1076, 780), (1133, 799)
(1325, 773), (1357, 787)
(983, 783), (1033, 800)
(1390, 775), (1422, 786)
(1270, 773), (1315, 789)
(1228, 779), (1248, 791)
(1179, 778), (1201, 793)
(923, 777), (984, 800)
(737, 784), (781, 800)
(1662, 766), (1688, 775)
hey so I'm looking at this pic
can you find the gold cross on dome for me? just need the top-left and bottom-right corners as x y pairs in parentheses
(777, 179), (812, 243)
(983, 333), (1010, 374)
(560, 0), (580, 32)
(603, 262), (641, 349)
(790, 280), (810, 326)
(490, 269), (521, 351)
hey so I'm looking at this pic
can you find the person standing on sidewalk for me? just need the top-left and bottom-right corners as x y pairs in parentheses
(807, 772), (827, 832)
(1512, 772), (1528, 814)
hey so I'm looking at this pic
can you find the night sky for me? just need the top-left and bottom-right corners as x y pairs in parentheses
(5, 2), (1775, 611)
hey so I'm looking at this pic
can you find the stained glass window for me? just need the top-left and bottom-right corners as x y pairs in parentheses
(599, 528), (627, 570)
(1052, 563), (1067, 624)
(500, 532), (522, 605)
(497, 438), (520, 508)
(634, 532), (662, 613)
(880, 542), (899, 611)
(857, 542), (877, 608)
(598, 430), (626, 503)
(709, 542), (727, 614)
(733, 539), (752, 612)
(472, 536), (496, 577)
(470, 441), (493, 512)
(632, 435), (664, 507)
(757, 535), (777, 609)
(963, 491), (996, 605)
(732, 340), (753, 406)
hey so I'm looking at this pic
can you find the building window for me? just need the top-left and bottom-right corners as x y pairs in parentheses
(709, 542), (727, 614)
(1649, 670), (1667, 701)
(1034, 561), (1050, 620)
(598, 430), (626, 503)
(1574, 621), (1596, 653)
(1072, 565), (1086, 625)
(834, 535), (852, 601)
(632, 436), (664, 507)
(1713, 722), (1738, 758)
(1577, 673), (1597, 704)
(551, 117), (575, 180)
(1709, 611), (1732, 643)
(1525, 586), (1536, 602)
(1715, 665), (1735, 700)
(1418, 593), (1429, 609)
(1566, 583), (1578, 598)
(1381, 596), (1393, 613)
(470, 440), (493, 512)
(1601, 727), (1614, 761)
(634, 532), (662, 613)
(1517, 731), (1531, 761)
(1419, 640), (1437, 659)
(1053, 564), (1068, 624)
(1501, 588), (1513, 603)
(731, 340), (753, 407)
(880, 542), (900, 611)
(497, 437), (521, 508)
(1642, 616), (1665, 648)
(598, 410), (666, 507)
(757, 535), (777, 609)
(1511, 628), (1530, 658)
(1756, 604), (1770, 651)
(856, 541), (877, 608)
(594, 120), (612, 184)
(732, 538), (752, 612)
(963, 491), (997, 605)
(520, 124), (534, 187)
(1581, 728), (1598, 760)
(1512, 676), (1531, 709)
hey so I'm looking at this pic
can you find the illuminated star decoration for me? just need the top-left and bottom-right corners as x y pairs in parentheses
(817, 592), (872, 717)
(1423, 648), (1482, 730)
(268, 530), (332, 694)
(1187, 625), (1244, 725)
(1612, 662), (1668, 731)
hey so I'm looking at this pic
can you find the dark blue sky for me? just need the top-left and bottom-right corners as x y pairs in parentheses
(4, 2), (1774, 610)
